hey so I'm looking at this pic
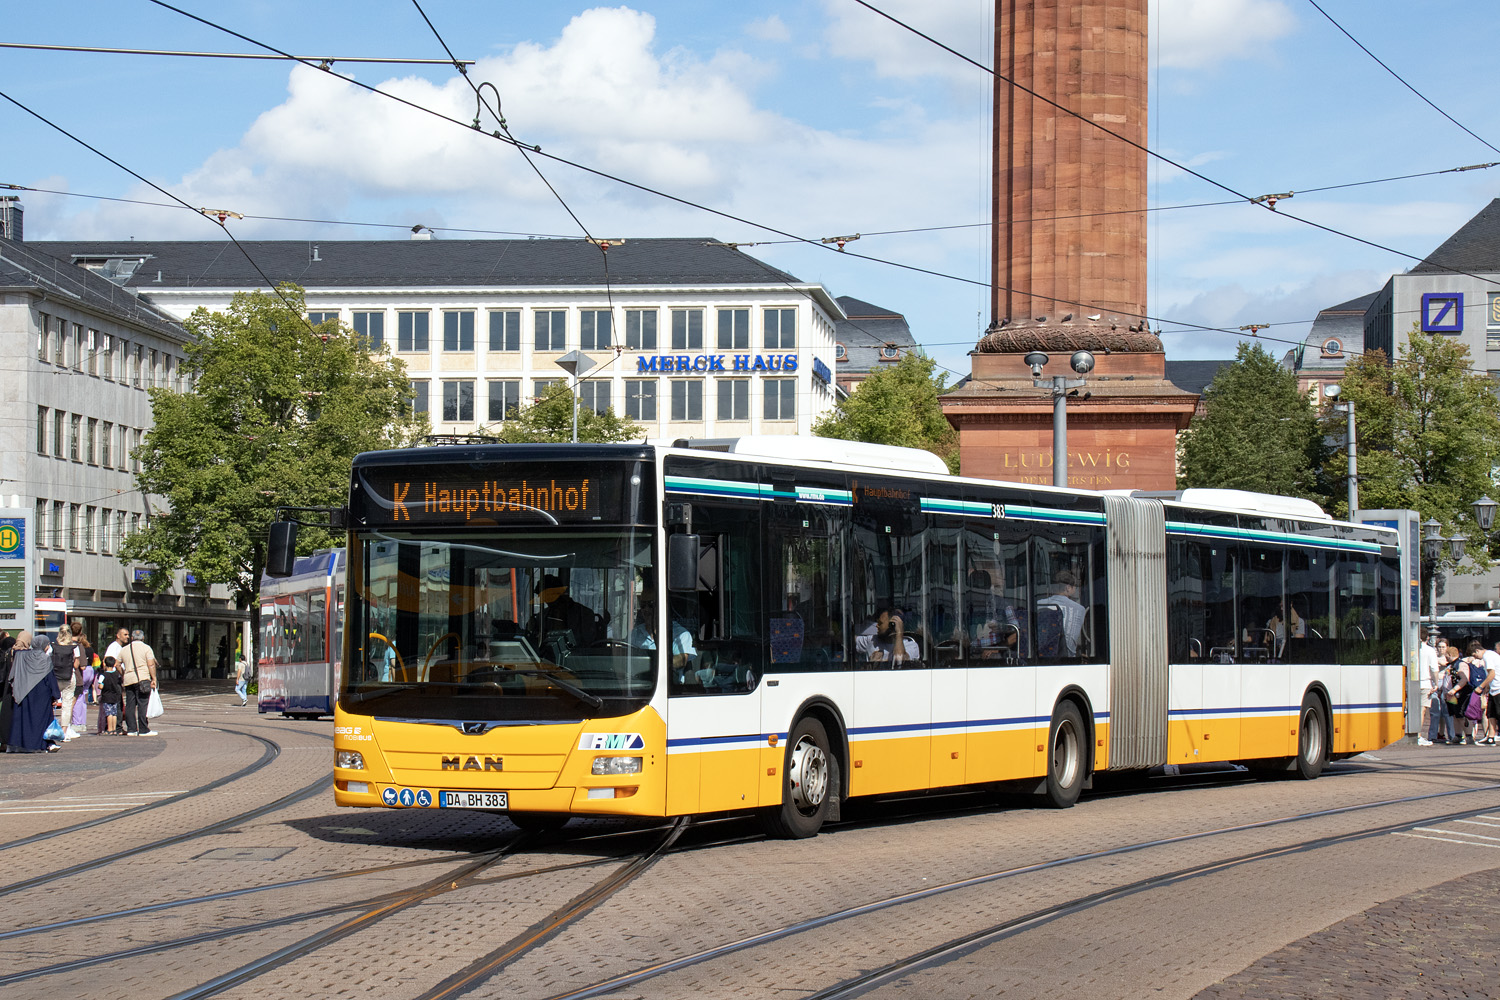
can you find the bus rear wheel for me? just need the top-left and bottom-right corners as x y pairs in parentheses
(1041, 702), (1087, 808)
(759, 717), (835, 839)
(1294, 694), (1327, 780)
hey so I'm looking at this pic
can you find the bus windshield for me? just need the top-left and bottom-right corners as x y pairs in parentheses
(343, 528), (655, 721)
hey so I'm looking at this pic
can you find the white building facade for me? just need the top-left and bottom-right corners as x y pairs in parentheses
(35, 238), (844, 441)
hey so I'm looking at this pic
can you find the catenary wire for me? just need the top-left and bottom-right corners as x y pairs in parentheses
(0, 42), (474, 65)
(1306, 0), (1500, 158)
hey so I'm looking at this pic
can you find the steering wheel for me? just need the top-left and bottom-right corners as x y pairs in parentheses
(423, 632), (460, 679)
(368, 632), (405, 679)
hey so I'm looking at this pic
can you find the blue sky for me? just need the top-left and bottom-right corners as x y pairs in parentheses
(5, 1), (1500, 384)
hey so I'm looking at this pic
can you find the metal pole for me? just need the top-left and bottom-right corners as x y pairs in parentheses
(1052, 375), (1067, 488)
(571, 382), (579, 443)
(1346, 401), (1357, 516)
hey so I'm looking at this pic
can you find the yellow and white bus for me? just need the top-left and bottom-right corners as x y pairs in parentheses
(307, 437), (1406, 837)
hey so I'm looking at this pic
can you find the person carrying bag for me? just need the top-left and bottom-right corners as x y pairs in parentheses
(119, 629), (160, 737)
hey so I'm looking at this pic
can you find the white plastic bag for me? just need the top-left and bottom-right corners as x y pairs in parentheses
(147, 687), (165, 719)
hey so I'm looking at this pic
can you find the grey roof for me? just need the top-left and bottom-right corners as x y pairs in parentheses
(0, 237), (186, 340)
(1411, 199), (1500, 274)
(1165, 359), (1235, 395)
(1286, 290), (1377, 372)
(834, 295), (919, 374)
(28, 237), (803, 289)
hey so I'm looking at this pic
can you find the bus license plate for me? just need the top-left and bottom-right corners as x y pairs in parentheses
(441, 791), (508, 810)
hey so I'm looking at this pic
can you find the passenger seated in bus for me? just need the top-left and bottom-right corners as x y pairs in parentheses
(1036, 571), (1086, 656)
(855, 608), (919, 664)
(528, 575), (608, 651)
(628, 592), (697, 683)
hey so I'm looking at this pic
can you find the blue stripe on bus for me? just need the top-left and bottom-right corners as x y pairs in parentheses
(1170, 702), (1401, 717)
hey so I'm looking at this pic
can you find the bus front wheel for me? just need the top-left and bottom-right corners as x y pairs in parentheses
(1041, 702), (1087, 808)
(759, 717), (835, 839)
(1294, 694), (1328, 780)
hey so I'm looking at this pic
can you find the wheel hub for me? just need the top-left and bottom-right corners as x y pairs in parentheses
(788, 736), (829, 812)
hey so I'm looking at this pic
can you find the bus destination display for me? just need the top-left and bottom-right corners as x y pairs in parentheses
(356, 465), (636, 525)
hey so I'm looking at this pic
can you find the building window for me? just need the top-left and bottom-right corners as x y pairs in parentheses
(717, 379), (749, 420)
(764, 378), (796, 420)
(579, 381), (611, 415)
(101, 508), (112, 555)
(409, 380), (430, 414)
(133, 345), (143, 386)
(441, 380), (475, 422)
(489, 310), (520, 352)
(308, 311), (339, 328)
(84, 507), (96, 553)
(487, 380), (520, 422)
(68, 504), (80, 551)
(625, 380), (657, 420)
(53, 410), (66, 459)
(442, 311), (475, 352)
(535, 310), (567, 352)
(53, 502), (66, 550)
(626, 309), (657, 351)
(764, 308), (795, 349)
(117, 425), (129, 469)
(101, 422), (113, 467)
(717, 308), (749, 350)
(36, 499), (47, 549)
(131, 429), (143, 473)
(149, 349), (160, 388)
(116, 511), (127, 552)
(86, 418), (98, 465)
(879, 344), (900, 361)
(99, 333), (113, 379)
(70, 414), (82, 462)
(86, 329), (99, 375)
(36, 407), (47, 455)
(53, 319), (66, 366)
(671, 309), (703, 351)
(835, 342), (848, 361)
(38, 312), (49, 361)
(581, 309), (612, 350)
(70, 323), (84, 369)
(671, 380), (703, 421)
(533, 379), (560, 398)
(1321, 338), (1343, 358)
(397, 311), (430, 352)
(353, 311), (384, 349)
(113, 339), (125, 380)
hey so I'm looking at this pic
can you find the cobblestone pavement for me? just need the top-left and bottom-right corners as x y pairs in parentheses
(5, 695), (1500, 1000)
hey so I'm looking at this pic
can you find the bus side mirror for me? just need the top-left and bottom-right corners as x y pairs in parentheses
(667, 534), (700, 593)
(266, 521), (298, 577)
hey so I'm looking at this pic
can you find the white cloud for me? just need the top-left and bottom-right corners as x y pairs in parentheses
(745, 15), (791, 43)
(820, 0), (988, 83)
(1154, 0), (1297, 70)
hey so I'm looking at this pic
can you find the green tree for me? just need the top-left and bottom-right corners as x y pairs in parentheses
(121, 285), (426, 659)
(814, 352), (959, 472)
(1331, 328), (1500, 567)
(1177, 342), (1327, 500)
(488, 381), (642, 443)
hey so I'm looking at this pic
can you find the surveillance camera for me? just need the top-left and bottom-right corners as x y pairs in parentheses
(1023, 351), (1049, 378)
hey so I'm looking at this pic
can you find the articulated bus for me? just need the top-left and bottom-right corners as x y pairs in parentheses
(311, 437), (1407, 837)
(258, 549), (344, 719)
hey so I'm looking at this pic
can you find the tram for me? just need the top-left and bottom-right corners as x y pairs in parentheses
(258, 549), (344, 719)
(290, 437), (1406, 837)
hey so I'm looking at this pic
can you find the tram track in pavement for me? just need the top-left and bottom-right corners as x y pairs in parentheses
(534, 779), (1500, 1000)
(0, 722), (333, 899)
(0, 721), (296, 853)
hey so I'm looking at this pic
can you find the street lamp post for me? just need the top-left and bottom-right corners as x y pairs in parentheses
(1024, 350), (1094, 489)
(1323, 384), (1357, 515)
(553, 350), (599, 443)
(1421, 517), (1443, 618)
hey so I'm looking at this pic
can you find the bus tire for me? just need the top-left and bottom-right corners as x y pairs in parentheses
(1041, 702), (1087, 808)
(759, 717), (834, 839)
(1294, 694), (1328, 780)
(509, 812), (568, 834)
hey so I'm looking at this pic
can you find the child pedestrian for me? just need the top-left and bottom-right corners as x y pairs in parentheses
(98, 656), (124, 735)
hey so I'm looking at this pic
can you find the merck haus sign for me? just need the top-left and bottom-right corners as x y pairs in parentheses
(636, 353), (799, 374)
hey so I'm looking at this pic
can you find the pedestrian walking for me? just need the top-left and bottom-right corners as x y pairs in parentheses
(233, 656), (248, 707)
(6, 632), (62, 753)
(119, 629), (159, 737)
(50, 624), (82, 742)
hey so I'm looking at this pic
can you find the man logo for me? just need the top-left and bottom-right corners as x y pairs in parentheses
(442, 756), (503, 771)
(578, 733), (645, 750)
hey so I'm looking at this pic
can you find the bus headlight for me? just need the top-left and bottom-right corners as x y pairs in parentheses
(591, 756), (643, 776)
(336, 750), (366, 770)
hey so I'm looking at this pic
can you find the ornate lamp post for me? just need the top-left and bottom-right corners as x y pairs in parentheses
(1421, 517), (1444, 618)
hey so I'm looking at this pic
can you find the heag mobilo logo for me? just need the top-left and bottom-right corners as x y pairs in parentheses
(579, 733), (645, 750)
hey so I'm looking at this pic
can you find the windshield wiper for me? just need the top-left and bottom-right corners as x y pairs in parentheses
(499, 669), (605, 711)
